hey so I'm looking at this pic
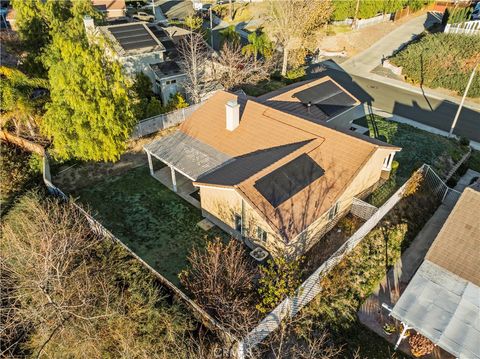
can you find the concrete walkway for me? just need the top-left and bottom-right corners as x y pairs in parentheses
(342, 13), (440, 75)
(357, 170), (479, 358)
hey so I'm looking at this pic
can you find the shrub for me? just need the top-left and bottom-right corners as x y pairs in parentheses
(257, 256), (303, 314)
(459, 136), (470, 147)
(390, 33), (480, 97)
(284, 67), (306, 82)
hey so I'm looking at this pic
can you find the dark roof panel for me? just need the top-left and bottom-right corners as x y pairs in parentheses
(109, 24), (158, 51)
(293, 80), (342, 104)
(254, 154), (324, 208)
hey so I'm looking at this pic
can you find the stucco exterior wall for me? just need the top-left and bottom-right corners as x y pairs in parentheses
(198, 148), (397, 258)
(199, 186), (285, 255)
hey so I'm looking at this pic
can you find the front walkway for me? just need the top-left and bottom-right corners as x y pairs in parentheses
(357, 170), (479, 358)
(342, 13), (440, 75)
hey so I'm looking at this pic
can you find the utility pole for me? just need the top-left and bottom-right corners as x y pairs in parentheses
(209, 6), (214, 48)
(152, 0), (156, 21)
(449, 62), (478, 138)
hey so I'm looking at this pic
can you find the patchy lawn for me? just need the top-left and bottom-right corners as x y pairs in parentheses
(354, 115), (469, 182)
(75, 165), (225, 285)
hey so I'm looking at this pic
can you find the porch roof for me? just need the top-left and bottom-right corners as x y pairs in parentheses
(144, 131), (232, 180)
(391, 260), (480, 359)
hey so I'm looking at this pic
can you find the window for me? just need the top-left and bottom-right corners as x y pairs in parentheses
(257, 227), (268, 242)
(234, 214), (242, 232)
(165, 79), (177, 85)
(383, 153), (394, 170)
(328, 201), (339, 221)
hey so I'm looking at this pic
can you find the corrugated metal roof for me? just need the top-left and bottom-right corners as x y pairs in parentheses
(391, 260), (480, 359)
(144, 131), (232, 180)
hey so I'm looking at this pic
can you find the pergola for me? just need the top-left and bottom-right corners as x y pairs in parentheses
(143, 131), (231, 192)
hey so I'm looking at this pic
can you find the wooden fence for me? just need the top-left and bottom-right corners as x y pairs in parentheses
(236, 164), (452, 358)
(444, 20), (480, 35)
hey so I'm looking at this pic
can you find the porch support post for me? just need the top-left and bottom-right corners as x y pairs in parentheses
(147, 151), (154, 176)
(394, 322), (411, 350)
(170, 166), (177, 192)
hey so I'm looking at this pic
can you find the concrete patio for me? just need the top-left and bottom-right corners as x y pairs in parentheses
(152, 166), (200, 208)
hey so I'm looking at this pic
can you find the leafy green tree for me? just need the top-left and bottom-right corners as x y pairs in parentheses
(242, 31), (273, 67)
(184, 15), (203, 31)
(0, 66), (49, 137)
(219, 25), (240, 46)
(257, 256), (303, 314)
(39, 1), (135, 162)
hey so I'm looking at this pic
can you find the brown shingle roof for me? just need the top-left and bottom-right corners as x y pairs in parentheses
(426, 187), (480, 286)
(185, 88), (399, 239)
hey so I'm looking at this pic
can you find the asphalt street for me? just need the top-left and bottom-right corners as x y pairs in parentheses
(308, 66), (480, 143)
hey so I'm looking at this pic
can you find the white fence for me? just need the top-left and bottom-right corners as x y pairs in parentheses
(131, 103), (204, 139)
(237, 164), (453, 357)
(332, 13), (392, 29)
(444, 20), (480, 35)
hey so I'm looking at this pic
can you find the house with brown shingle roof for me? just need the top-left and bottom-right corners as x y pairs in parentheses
(144, 77), (401, 257)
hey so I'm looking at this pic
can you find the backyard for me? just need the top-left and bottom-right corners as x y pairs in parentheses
(75, 165), (226, 285)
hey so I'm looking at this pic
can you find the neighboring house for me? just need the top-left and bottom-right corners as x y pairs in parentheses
(91, 19), (186, 103)
(257, 77), (364, 130)
(92, 0), (126, 19)
(150, 61), (186, 103)
(144, 79), (401, 257)
(390, 183), (480, 359)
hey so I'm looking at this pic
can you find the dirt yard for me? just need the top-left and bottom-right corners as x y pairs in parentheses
(52, 127), (177, 193)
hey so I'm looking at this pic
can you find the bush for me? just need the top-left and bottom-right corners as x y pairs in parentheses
(257, 256), (303, 314)
(0, 142), (41, 213)
(390, 33), (480, 97)
(284, 67), (306, 83)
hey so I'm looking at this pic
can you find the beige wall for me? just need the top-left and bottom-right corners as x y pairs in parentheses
(199, 186), (286, 255)
(198, 148), (397, 258)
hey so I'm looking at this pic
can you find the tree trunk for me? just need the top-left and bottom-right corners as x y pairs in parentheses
(229, 0), (233, 21)
(281, 47), (288, 76)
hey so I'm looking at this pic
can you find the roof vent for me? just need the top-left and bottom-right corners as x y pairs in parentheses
(226, 99), (240, 131)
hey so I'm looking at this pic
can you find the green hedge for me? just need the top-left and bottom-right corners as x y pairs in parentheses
(390, 33), (480, 97)
(331, 0), (430, 21)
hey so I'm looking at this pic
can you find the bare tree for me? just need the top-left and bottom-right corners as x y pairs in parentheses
(180, 239), (259, 338)
(264, 0), (332, 75)
(178, 32), (215, 104)
(1, 193), (195, 358)
(214, 43), (271, 91)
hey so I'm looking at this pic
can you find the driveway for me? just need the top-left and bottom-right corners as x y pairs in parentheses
(342, 13), (441, 74)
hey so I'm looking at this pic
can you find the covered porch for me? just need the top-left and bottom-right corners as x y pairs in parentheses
(143, 131), (232, 209)
(150, 164), (200, 208)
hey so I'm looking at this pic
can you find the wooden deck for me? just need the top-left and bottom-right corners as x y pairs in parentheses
(152, 167), (200, 208)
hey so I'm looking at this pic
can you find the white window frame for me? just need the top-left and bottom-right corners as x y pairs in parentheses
(328, 201), (339, 221)
(234, 213), (242, 233)
(383, 152), (394, 171)
(257, 226), (267, 242)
